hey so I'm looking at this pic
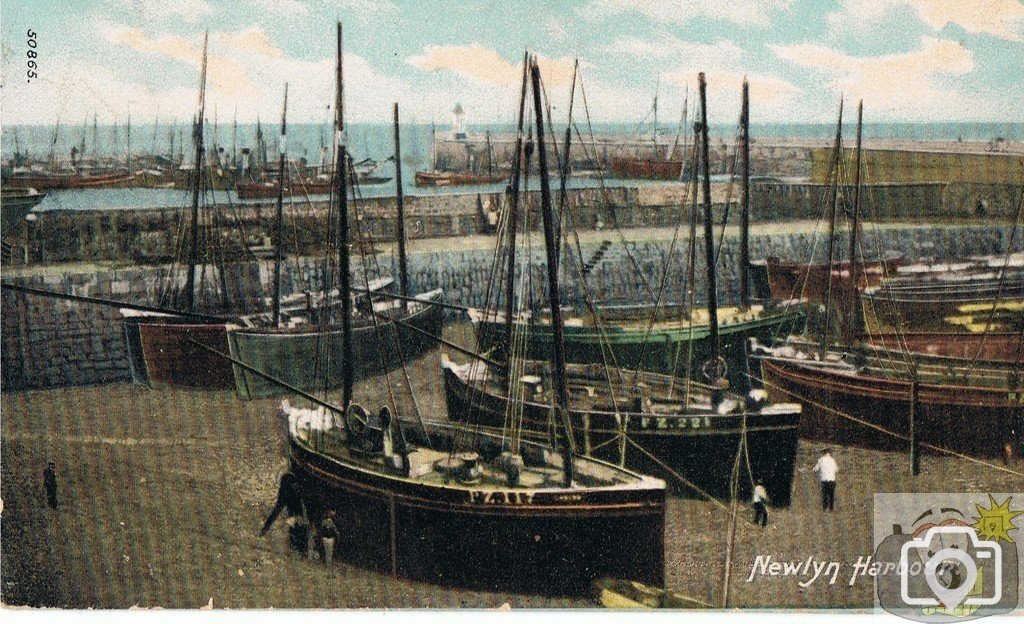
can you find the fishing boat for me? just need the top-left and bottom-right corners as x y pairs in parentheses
(227, 85), (444, 399)
(235, 177), (332, 199)
(608, 156), (684, 181)
(413, 170), (505, 187)
(451, 74), (801, 505)
(473, 76), (805, 393)
(750, 252), (903, 302)
(4, 168), (134, 190)
(754, 100), (1024, 461)
(262, 48), (667, 594)
(860, 275), (1024, 333)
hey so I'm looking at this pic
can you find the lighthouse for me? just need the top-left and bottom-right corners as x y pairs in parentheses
(451, 102), (467, 140)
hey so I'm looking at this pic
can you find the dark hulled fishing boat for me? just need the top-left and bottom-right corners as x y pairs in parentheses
(1, 188), (46, 234)
(413, 170), (505, 187)
(268, 48), (667, 594)
(443, 357), (801, 504)
(608, 156), (683, 180)
(750, 253), (903, 302)
(283, 401), (666, 592)
(452, 73), (801, 505)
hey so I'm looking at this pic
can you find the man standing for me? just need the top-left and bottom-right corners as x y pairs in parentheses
(813, 449), (838, 511)
(320, 511), (338, 566)
(43, 461), (58, 510)
(751, 480), (769, 527)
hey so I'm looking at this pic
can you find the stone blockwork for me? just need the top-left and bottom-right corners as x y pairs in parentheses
(19, 182), (1021, 267)
(2, 223), (1018, 391)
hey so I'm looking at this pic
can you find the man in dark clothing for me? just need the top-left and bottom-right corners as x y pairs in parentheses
(321, 511), (339, 565)
(43, 462), (58, 509)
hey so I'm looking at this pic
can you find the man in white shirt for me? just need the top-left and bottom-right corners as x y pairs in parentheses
(751, 480), (769, 527)
(813, 449), (838, 511)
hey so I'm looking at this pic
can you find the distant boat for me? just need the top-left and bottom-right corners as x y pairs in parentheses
(235, 178), (333, 199)
(413, 170), (505, 187)
(608, 156), (684, 180)
(5, 168), (134, 190)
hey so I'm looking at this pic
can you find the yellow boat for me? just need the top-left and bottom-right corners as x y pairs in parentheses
(594, 578), (715, 609)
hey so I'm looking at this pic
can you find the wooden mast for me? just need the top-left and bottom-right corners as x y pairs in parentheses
(530, 56), (574, 487)
(185, 32), (209, 314)
(334, 21), (354, 412)
(272, 83), (289, 327)
(739, 79), (751, 310)
(554, 59), (579, 275)
(819, 99), (844, 356)
(501, 52), (530, 363)
(393, 103), (409, 306)
(847, 100), (865, 340)
(697, 73), (725, 405)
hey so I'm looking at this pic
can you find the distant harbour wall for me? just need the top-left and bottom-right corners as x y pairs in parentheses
(10, 182), (1022, 266)
(1, 222), (1018, 391)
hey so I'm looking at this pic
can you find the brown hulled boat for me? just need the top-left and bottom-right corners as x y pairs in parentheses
(608, 156), (683, 180)
(863, 331), (1024, 364)
(413, 170), (505, 187)
(750, 253), (903, 302)
(756, 342), (1022, 458)
(236, 178), (332, 199)
(5, 168), (135, 190)
(138, 321), (237, 389)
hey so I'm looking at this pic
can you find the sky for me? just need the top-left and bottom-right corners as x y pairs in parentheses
(2, 0), (1023, 127)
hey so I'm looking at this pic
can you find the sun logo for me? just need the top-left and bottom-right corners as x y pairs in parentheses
(972, 494), (1022, 543)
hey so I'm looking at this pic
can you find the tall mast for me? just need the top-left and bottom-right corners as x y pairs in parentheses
(739, 78), (751, 310)
(92, 114), (99, 158)
(485, 130), (494, 177)
(185, 32), (209, 313)
(502, 52), (530, 363)
(334, 21), (354, 412)
(530, 57), (574, 487)
(231, 110), (238, 171)
(554, 59), (579, 275)
(847, 100), (865, 339)
(273, 83), (289, 327)
(126, 108), (132, 170)
(393, 102), (409, 304)
(151, 109), (159, 157)
(698, 73), (724, 405)
(819, 99), (844, 356)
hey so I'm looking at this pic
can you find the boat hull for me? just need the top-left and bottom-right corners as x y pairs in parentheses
(443, 365), (801, 506)
(474, 307), (805, 392)
(760, 358), (1023, 458)
(413, 171), (505, 187)
(863, 332), (1024, 364)
(608, 157), (684, 181)
(6, 170), (134, 190)
(757, 256), (902, 301)
(122, 314), (197, 384)
(228, 299), (444, 399)
(138, 322), (236, 389)
(287, 426), (666, 594)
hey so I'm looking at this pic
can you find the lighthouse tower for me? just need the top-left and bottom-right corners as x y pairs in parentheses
(451, 102), (467, 140)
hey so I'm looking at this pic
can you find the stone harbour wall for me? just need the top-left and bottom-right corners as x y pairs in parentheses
(1, 222), (1018, 391)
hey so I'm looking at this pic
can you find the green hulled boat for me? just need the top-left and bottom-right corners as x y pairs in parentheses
(472, 303), (805, 391)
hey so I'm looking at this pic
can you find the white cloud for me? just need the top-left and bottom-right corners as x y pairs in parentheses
(406, 44), (577, 87)
(771, 36), (978, 119)
(587, 0), (793, 27)
(828, 0), (1024, 41)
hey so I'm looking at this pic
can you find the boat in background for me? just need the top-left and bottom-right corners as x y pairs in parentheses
(5, 168), (134, 190)
(609, 156), (684, 180)
(413, 170), (505, 187)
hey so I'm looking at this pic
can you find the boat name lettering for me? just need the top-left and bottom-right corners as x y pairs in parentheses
(469, 490), (536, 505)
